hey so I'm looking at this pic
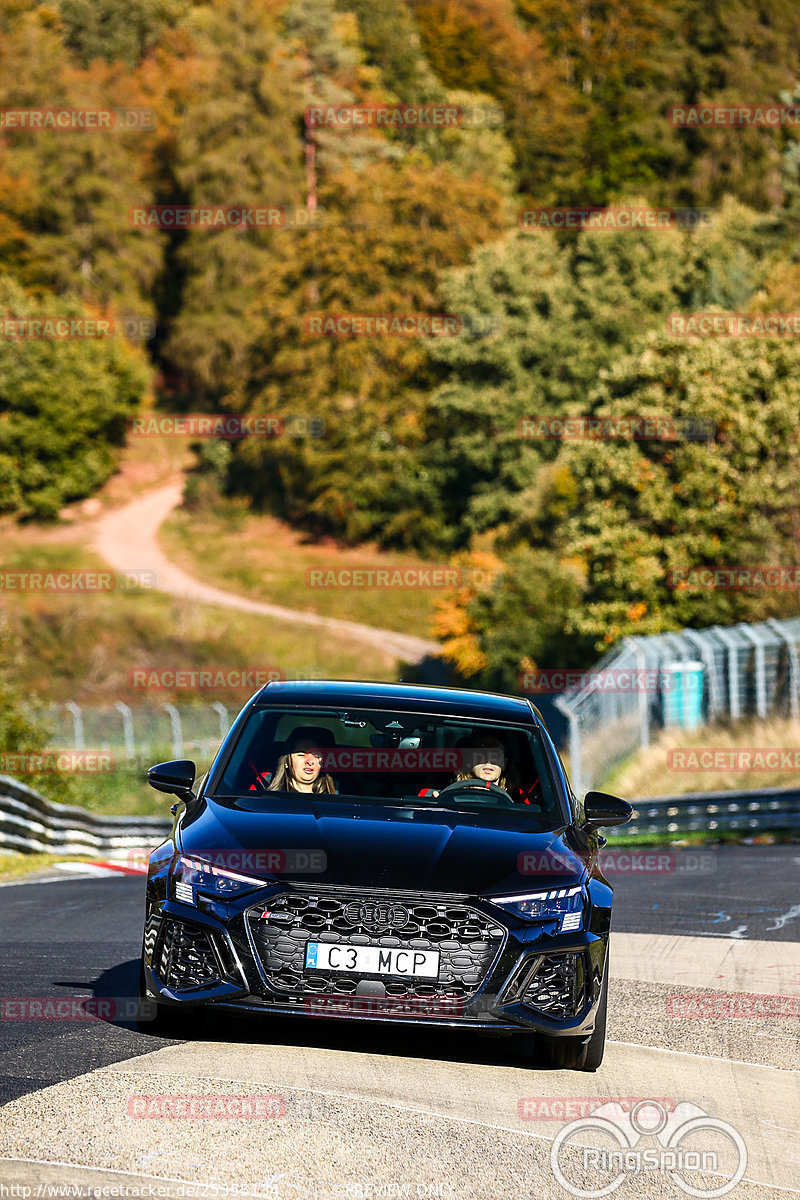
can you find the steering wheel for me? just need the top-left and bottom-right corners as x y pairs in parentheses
(436, 779), (516, 807)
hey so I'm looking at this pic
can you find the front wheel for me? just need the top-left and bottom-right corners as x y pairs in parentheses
(136, 950), (202, 1036)
(521, 950), (609, 1072)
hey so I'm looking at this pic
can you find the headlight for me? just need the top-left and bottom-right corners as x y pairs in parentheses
(172, 854), (267, 904)
(491, 885), (584, 931)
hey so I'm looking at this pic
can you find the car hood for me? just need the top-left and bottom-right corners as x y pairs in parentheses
(179, 795), (589, 895)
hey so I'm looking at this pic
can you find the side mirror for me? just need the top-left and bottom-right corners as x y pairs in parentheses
(582, 790), (633, 830)
(148, 759), (196, 801)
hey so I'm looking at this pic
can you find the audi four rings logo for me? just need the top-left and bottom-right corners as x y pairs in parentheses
(345, 901), (409, 929)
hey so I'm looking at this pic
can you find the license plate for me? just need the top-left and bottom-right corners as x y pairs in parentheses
(305, 941), (440, 979)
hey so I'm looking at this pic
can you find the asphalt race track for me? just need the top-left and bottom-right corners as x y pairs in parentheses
(1, 847), (798, 1200)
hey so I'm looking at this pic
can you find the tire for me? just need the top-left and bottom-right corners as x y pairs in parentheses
(136, 950), (201, 1036)
(526, 949), (609, 1072)
(579, 948), (609, 1072)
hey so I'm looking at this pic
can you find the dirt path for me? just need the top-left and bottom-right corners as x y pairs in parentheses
(92, 480), (440, 665)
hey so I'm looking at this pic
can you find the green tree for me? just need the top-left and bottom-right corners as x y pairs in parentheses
(56, 0), (190, 67)
(227, 157), (505, 547)
(0, 6), (166, 319)
(438, 329), (800, 687)
(0, 275), (151, 518)
(412, 199), (771, 549)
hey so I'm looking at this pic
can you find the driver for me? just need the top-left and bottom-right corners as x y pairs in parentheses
(418, 732), (509, 797)
(454, 732), (508, 790)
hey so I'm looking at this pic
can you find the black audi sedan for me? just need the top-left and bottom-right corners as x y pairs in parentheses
(139, 680), (631, 1070)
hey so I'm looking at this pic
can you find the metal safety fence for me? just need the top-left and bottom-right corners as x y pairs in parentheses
(34, 701), (233, 762)
(555, 617), (800, 795)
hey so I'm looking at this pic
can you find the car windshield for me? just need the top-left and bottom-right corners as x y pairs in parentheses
(211, 706), (564, 824)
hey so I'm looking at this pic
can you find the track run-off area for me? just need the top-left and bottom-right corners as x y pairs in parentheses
(0, 846), (798, 1200)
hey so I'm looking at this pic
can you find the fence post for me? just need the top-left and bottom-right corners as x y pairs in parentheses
(767, 618), (800, 719)
(711, 626), (741, 719)
(114, 701), (135, 760)
(210, 702), (229, 743)
(161, 704), (183, 760)
(738, 625), (767, 719)
(628, 638), (649, 751)
(682, 629), (719, 720)
(556, 696), (583, 797)
(64, 702), (85, 751)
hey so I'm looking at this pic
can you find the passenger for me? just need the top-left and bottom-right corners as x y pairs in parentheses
(267, 726), (336, 794)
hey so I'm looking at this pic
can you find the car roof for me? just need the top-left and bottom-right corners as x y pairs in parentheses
(253, 679), (540, 725)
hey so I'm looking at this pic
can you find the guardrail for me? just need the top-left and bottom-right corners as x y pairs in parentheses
(0, 774), (171, 856)
(608, 785), (800, 838)
(1, 775), (798, 857)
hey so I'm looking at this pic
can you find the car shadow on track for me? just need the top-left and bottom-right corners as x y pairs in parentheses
(69, 958), (562, 1073)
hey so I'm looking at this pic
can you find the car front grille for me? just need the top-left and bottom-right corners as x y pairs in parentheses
(156, 920), (221, 992)
(522, 952), (585, 1019)
(244, 889), (505, 1005)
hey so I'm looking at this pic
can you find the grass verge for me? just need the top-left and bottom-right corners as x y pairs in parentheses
(0, 853), (95, 882)
(598, 715), (800, 798)
(0, 540), (398, 706)
(159, 501), (444, 635)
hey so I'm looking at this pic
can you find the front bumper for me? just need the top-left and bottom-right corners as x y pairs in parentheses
(142, 880), (609, 1036)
